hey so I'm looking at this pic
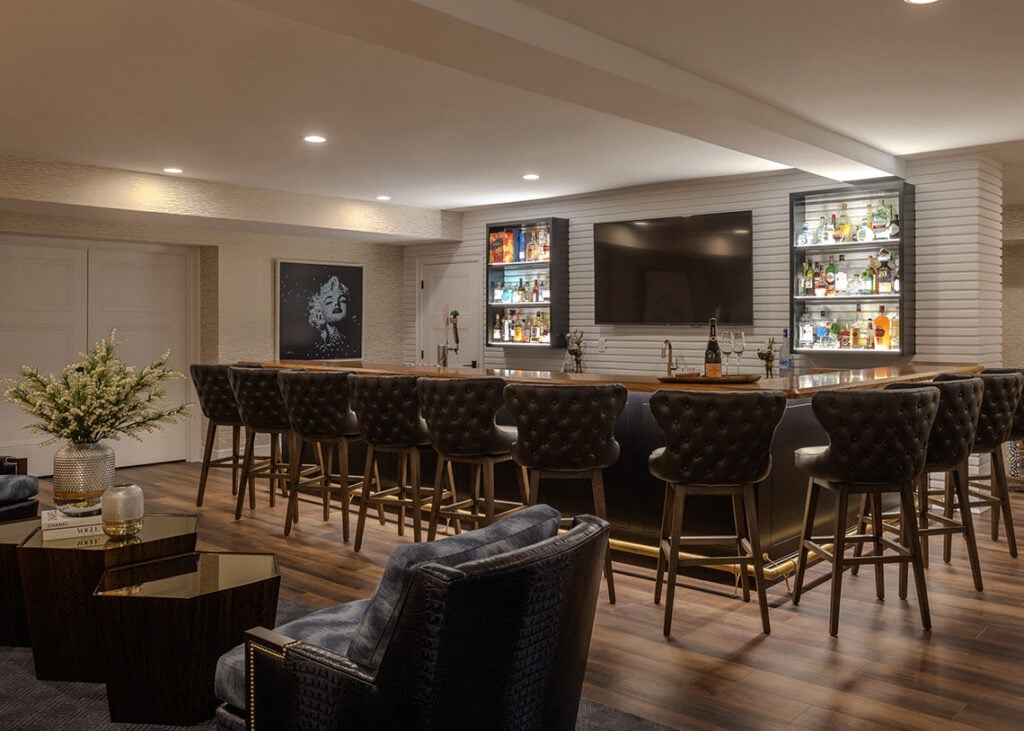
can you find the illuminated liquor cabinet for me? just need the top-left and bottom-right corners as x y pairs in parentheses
(790, 180), (915, 357)
(485, 217), (569, 349)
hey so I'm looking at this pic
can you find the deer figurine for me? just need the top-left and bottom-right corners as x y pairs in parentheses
(567, 329), (585, 373)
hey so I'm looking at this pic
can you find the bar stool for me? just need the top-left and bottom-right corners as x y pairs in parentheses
(855, 378), (986, 594)
(649, 389), (786, 636)
(792, 387), (939, 636)
(351, 375), (441, 551)
(934, 370), (1024, 558)
(278, 370), (364, 540)
(418, 377), (529, 540)
(189, 364), (244, 506)
(503, 383), (626, 603)
(228, 366), (294, 520)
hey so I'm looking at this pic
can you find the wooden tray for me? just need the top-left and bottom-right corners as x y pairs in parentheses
(656, 374), (761, 384)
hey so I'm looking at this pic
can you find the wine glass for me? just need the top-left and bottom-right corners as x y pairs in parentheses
(720, 331), (734, 376)
(733, 332), (746, 374)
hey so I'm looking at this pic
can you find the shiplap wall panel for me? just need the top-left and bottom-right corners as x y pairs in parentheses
(405, 155), (1003, 374)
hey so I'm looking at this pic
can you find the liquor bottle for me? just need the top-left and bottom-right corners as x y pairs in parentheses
(892, 255), (900, 294)
(831, 213), (843, 243)
(796, 260), (807, 296)
(797, 223), (811, 246)
(813, 263), (827, 297)
(815, 216), (827, 244)
(869, 255), (880, 292)
(532, 279), (540, 302)
(513, 312), (524, 343)
(872, 199), (890, 235)
(527, 231), (538, 261)
(704, 318), (722, 377)
(876, 249), (894, 294)
(541, 278), (550, 301)
(517, 230), (527, 262)
(779, 327), (793, 373)
(861, 261), (875, 295)
(492, 280), (503, 302)
(517, 278), (527, 303)
(539, 225), (551, 261)
(856, 219), (875, 242)
(835, 254), (849, 294)
(803, 259), (814, 295)
(492, 313), (502, 341)
(852, 304), (865, 348)
(822, 215), (835, 243)
(838, 203), (851, 241)
(798, 307), (814, 348)
(875, 306), (890, 349)
(825, 255), (837, 296)
(501, 312), (511, 342)
(815, 310), (829, 347)
(838, 321), (851, 349)
(501, 282), (513, 304)
(890, 310), (900, 350)
(530, 315), (541, 343)
(888, 204), (900, 239)
(865, 318), (875, 349)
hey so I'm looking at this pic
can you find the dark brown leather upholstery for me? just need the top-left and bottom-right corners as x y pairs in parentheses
(350, 375), (430, 448)
(980, 368), (1024, 439)
(503, 383), (627, 470)
(417, 377), (513, 457)
(227, 366), (291, 432)
(190, 364), (243, 426)
(886, 378), (983, 471)
(793, 387), (940, 636)
(244, 514), (610, 731)
(795, 387), (940, 484)
(278, 370), (360, 441)
(935, 371), (1023, 453)
(649, 390), (787, 486)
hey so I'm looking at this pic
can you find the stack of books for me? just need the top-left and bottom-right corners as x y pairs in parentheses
(41, 508), (105, 540)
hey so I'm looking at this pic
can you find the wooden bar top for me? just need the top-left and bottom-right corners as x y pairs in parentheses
(262, 360), (983, 398)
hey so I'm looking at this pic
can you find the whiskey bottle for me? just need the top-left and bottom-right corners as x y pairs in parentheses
(890, 310), (901, 351)
(831, 213), (843, 243)
(835, 254), (849, 295)
(876, 249), (894, 294)
(838, 321), (851, 349)
(532, 279), (540, 302)
(813, 263), (827, 297)
(852, 304), (865, 349)
(888, 204), (900, 239)
(704, 318), (722, 377)
(874, 306), (891, 349)
(838, 204), (851, 241)
(492, 313), (502, 341)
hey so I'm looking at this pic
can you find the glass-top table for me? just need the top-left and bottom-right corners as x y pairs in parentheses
(22, 513), (198, 550)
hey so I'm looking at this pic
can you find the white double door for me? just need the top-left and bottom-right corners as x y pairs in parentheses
(0, 236), (193, 475)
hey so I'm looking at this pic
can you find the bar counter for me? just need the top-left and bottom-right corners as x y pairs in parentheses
(261, 360), (982, 580)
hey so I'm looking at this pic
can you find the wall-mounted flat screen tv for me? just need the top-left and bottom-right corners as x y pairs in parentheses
(593, 211), (754, 326)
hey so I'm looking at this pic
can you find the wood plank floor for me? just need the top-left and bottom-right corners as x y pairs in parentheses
(88, 462), (1024, 730)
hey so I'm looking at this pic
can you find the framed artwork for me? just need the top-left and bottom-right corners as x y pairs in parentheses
(277, 260), (363, 360)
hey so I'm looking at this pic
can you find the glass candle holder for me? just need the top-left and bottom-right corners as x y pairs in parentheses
(101, 483), (144, 539)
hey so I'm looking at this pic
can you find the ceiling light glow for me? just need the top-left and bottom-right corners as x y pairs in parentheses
(303, 134), (327, 143)
(375, 195), (391, 201)
(163, 167), (183, 174)
(522, 173), (540, 181)
(904, 0), (939, 4)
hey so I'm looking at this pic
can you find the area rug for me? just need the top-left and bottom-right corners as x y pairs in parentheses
(0, 597), (674, 730)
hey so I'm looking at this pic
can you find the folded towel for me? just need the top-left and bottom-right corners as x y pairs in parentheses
(0, 474), (39, 504)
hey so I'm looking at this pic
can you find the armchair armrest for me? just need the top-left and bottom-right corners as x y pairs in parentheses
(246, 626), (380, 730)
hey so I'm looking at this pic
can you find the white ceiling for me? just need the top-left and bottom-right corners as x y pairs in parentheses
(2, 0), (1024, 212)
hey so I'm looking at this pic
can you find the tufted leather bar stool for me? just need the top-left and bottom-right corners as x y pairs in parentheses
(228, 366), (294, 520)
(792, 387), (940, 636)
(351, 375), (442, 551)
(189, 364), (244, 506)
(648, 390), (786, 636)
(278, 370), (365, 540)
(418, 377), (529, 540)
(852, 378), (986, 594)
(503, 382), (627, 603)
(934, 370), (1024, 558)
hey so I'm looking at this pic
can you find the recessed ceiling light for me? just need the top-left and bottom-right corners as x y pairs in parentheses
(904, 0), (939, 4)
(303, 134), (327, 143)
(375, 195), (391, 201)
(163, 167), (183, 174)
(522, 173), (540, 181)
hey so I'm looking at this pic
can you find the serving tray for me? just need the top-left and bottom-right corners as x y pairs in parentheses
(656, 374), (761, 384)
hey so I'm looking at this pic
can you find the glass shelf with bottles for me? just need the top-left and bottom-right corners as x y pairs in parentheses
(488, 272), (551, 307)
(488, 224), (552, 265)
(794, 196), (902, 249)
(794, 245), (901, 300)
(488, 307), (553, 346)
(794, 301), (902, 354)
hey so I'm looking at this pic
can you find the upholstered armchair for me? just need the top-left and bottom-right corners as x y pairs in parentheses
(213, 504), (610, 730)
(0, 458), (37, 522)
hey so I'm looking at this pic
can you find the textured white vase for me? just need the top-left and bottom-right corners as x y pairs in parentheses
(52, 442), (114, 516)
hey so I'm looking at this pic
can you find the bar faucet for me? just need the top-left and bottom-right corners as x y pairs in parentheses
(437, 310), (460, 368)
(660, 339), (673, 376)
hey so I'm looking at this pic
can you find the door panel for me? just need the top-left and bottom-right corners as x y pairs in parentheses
(419, 260), (481, 368)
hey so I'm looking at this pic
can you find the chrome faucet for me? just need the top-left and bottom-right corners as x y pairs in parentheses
(660, 339), (673, 376)
(437, 310), (460, 368)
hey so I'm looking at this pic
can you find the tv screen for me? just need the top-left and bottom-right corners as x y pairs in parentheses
(593, 211), (754, 325)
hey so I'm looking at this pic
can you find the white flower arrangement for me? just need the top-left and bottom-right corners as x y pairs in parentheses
(3, 331), (189, 445)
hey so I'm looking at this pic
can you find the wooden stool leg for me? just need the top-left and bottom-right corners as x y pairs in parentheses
(952, 462), (984, 591)
(993, 449), (1018, 557)
(942, 471), (955, 563)
(917, 474), (930, 568)
(339, 441), (351, 543)
(851, 494), (869, 576)
(321, 443), (333, 522)
(792, 477), (819, 606)
(354, 446), (376, 553)
(828, 487), (850, 637)
(231, 425), (241, 496)
(663, 485), (685, 636)
(870, 492), (885, 601)
(654, 483), (673, 605)
(374, 463), (386, 525)
(427, 456), (446, 542)
(731, 493), (750, 603)
(528, 470), (541, 506)
(235, 429), (257, 520)
(284, 433), (303, 537)
(900, 480), (931, 630)
(516, 465), (529, 504)
(446, 461), (460, 535)
(268, 434), (279, 507)
(410, 449), (423, 543)
(482, 460), (496, 525)
(591, 470), (615, 604)
(742, 483), (770, 635)
(196, 419), (217, 507)
(396, 453), (408, 537)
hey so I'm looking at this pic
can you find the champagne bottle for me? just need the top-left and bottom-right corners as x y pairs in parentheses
(704, 318), (722, 377)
